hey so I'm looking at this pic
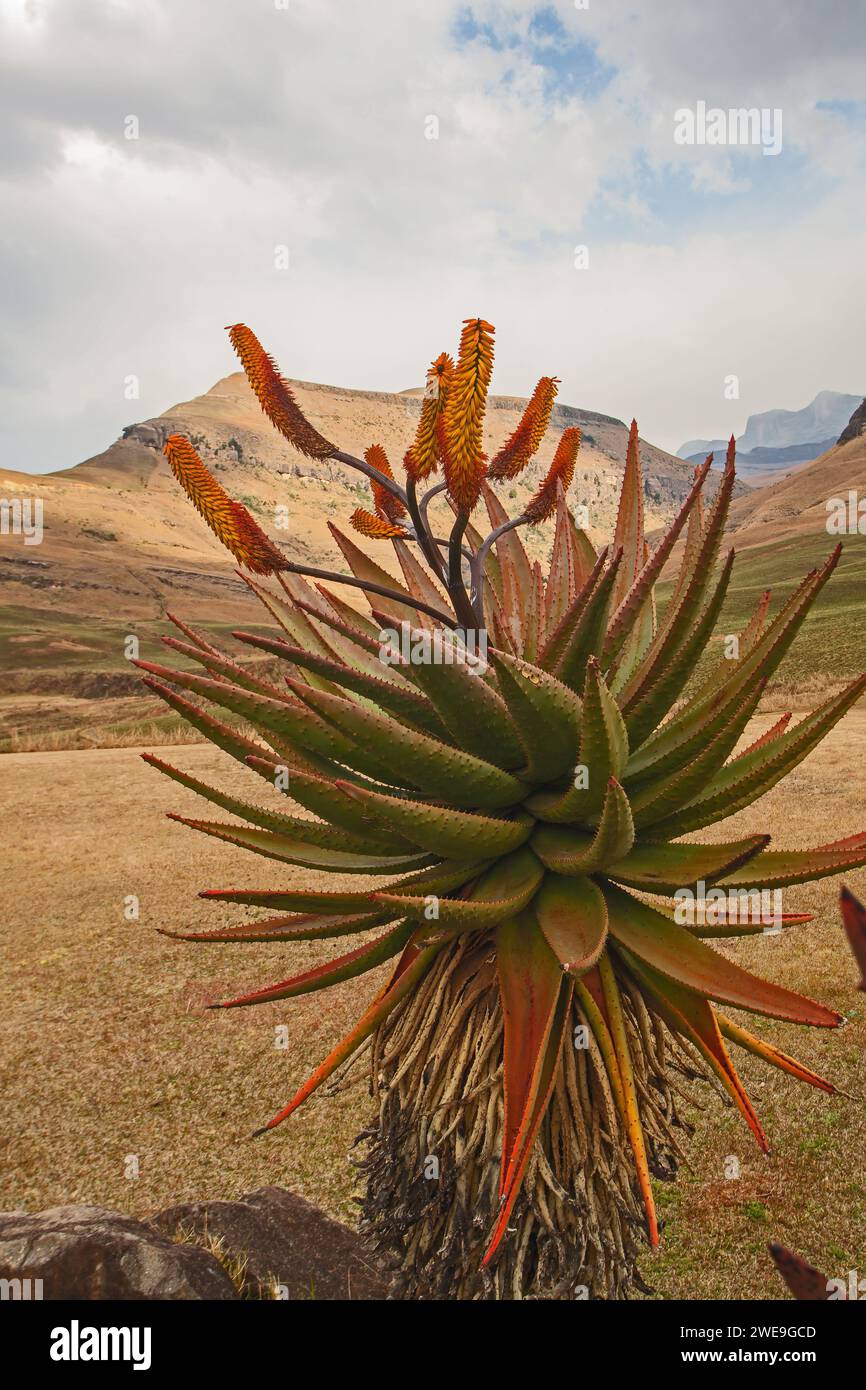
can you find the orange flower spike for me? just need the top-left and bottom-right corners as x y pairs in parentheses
(365, 445), (407, 523)
(164, 435), (288, 575)
(227, 323), (336, 460)
(441, 318), (495, 513)
(365, 444), (394, 481)
(406, 352), (454, 482)
(524, 427), (581, 523)
(349, 507), (409, 540)
(487, 376), (560, 481)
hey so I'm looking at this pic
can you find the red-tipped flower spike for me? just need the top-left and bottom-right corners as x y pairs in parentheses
(487, 376), (560, 480)
(349, 507), (409, 540)
(227, 323), (337, 459)
(405, 352), (454, 481)
(164, 435), (288, 575)
(523, 427), (581, 523)
(365, 445), (407, 523)
(440, 318), (495, 512)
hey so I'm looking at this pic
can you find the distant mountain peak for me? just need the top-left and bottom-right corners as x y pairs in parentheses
(738, 390), (863, 452)
(677, 389), (865, 481)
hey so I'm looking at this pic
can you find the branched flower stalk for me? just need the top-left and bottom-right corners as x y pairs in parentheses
(140, 316), (866, 1300)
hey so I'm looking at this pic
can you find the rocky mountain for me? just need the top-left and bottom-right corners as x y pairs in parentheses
(3, 371), (707, 621)
(678, 390), (864, 482)
(724, 423), (866, 548)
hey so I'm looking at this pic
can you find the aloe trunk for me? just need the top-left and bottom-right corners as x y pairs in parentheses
(141, 318), (866, 1299)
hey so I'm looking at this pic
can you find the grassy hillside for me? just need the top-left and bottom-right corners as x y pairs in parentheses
(0, 606), (274, 752)
(658, 528), (866, 698)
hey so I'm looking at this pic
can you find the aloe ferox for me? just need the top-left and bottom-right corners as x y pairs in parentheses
(139, 317), (866, 1299)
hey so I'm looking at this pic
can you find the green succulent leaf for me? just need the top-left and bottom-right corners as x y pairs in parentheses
(244, 757), (415, 840)
(142, 752), (402, 853)
(288, 678), (528, 809)
(605, 834), (769, 894)
(337, 782), (534, 859)
(161, 633), (303, 701)
(603, 882), (842, 1027)
(534, 873), (608, 975)
(491, 649), (582, 781)
(577, 657), (629, 813)
(211, 919), (415, 1009)
(141, 676), (268, 772)
(540, 543), (608, 671)
(167, 812), (437, 873)
(374, 847), (544, 931)
(393, 626), (526, 769)
(232, 629), (447, 736)
(532, 777), (634, 873)
(199, 859), (492, 914)
(716, 832), (866, 889)
(604, 458), (711, 659)
(136, 661), (405, 786)
(630, 676), (767, 831)
(621, 548), (736, 747)
(160, 909), (397, 944)
(551, 548), (621, 689)
(650, 675), (866, 838)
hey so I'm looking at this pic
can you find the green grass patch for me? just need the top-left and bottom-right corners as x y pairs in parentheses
(657, 533), (866, 687)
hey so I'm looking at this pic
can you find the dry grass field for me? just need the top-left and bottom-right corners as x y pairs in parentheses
(2, 713), (866, 1300)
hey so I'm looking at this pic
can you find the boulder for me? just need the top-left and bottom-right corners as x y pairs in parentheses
(0, 1204), (238, 1301)
(152, 1187), (389, 1300)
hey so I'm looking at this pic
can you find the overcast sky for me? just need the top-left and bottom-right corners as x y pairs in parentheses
(3, 0), (865, 473)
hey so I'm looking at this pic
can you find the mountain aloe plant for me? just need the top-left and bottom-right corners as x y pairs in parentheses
(140, 318), (866, 1299)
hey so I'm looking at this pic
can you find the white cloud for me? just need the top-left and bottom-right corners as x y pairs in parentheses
(0, 0), (863, 471)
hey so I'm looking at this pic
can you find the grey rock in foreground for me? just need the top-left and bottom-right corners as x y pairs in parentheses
(152, 1186), (388, 1300)
(0, 1204), (237, 1301)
